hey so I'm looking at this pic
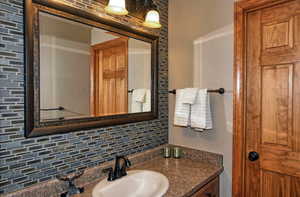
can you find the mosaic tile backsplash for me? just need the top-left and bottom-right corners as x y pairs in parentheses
(0, 0), (168, 194)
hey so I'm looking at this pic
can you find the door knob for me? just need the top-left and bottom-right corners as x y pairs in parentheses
(248, 151), (259, 161)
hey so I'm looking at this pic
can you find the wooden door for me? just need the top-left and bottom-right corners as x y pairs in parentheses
(234, 0), (300, 196)
(90, 38), (128, 116)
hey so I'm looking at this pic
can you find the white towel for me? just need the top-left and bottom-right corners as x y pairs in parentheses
(190, 89), (213, 130)
(132, 89), (146, 102)
(131, 89), (146, 113)
(182, 88), (198, 104)
(174, 89), (191, 127)
(142, 89), (151, 112)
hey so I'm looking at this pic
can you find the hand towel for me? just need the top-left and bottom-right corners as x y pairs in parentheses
(174, 89), (191, 127)
(142, 89), (151, 112)
(190, 89), (213, 130)
(131, 89), (146, 113)
(181, 88), (198, 104)
(132, 89), (146, 102)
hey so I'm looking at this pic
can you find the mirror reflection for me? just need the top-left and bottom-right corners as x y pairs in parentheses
(39, 12), (151, 122)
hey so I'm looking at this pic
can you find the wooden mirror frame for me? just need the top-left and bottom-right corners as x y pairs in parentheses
(24, 0), (159, 137)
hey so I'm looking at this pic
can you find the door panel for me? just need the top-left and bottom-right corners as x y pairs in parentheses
(261, 65), (293, 148)
(115, 46), (128, 113)
(261, 2), (300, 66)
(291, 177), (300, 197)
(245, 0), (300, 196)
(261, 171), (290, 197)
(91, 38), (128, 116)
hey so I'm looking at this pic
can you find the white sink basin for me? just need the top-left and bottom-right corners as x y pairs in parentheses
(92, 170), (169, 197)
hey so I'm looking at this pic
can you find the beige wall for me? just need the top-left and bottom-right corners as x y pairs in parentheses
(40, 13), (152, 118)
(128, 39), (152, 112)
(40, 13), (91, 120)
(169, 1), (234, 197)
(91, 28), (118, 45)
(128, 39), (151, 90)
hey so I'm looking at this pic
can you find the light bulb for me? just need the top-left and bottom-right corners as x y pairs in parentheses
(105, 0), (128, 16)
(143, 10), (161, 28)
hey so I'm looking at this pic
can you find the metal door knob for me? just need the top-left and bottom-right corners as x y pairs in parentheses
(248, 151), (259, 161)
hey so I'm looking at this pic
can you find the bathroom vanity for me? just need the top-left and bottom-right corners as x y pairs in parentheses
(75, 155), (222, 197)
(2, 145), (223, 197)
(69, 145), (223, 197)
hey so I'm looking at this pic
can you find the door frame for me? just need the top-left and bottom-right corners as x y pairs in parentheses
(233, 0), (295, 196)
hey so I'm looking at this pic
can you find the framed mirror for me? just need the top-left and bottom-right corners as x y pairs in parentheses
(25, 0), (158, 137)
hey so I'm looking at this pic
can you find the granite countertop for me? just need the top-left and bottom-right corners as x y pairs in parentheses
(74, 156), (223, 197)
(1, 145), (223, 197)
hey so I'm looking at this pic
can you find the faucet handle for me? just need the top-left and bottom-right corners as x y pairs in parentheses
(102, 167), (114, 181)
(57, 170), (84, 183)
(70, 170), (84, 181)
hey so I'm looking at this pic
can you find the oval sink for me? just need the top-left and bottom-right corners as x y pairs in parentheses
(92, 170), (169, 197)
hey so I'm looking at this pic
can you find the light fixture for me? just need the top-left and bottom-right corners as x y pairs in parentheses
(105, 0), (129, 16)
(143, 0), (161, 28)
(143, 9), (161, 28)
(104, 0), (161, 29)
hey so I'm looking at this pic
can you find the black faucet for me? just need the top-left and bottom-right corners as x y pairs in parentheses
(103, 155), (131, 181)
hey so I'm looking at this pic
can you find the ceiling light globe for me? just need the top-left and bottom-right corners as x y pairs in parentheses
(143, 10), (162, 28)
(105, 0), (128, 16)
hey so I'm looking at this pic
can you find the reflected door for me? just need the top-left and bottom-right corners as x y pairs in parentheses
(91, 38), (128, 116)
(245, 0), (300, 196)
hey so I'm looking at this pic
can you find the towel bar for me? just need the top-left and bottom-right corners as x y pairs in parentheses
(168, 88), (225, 95)
(40, 106), (65, 111)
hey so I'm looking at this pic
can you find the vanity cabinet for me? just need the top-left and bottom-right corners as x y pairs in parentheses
(191, 176), (219, 197)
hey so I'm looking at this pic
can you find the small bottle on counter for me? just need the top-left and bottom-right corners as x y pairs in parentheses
(163, 146), (171, 158)
(173, 147), (182, 159)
